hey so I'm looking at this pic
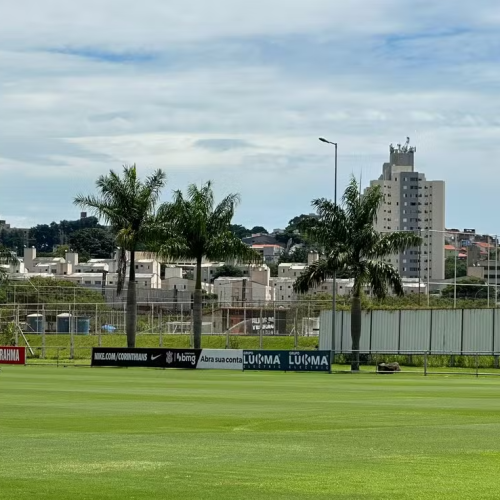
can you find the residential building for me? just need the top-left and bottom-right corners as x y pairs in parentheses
(242, 233), (284, 247)
(368, 139), (445, 282)
(251, 244), (284, 263)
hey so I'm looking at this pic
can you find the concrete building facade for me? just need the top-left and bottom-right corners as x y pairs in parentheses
(368, 140), (445, 282)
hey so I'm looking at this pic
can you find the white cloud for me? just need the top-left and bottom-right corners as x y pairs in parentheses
(1, 1), (500, 231)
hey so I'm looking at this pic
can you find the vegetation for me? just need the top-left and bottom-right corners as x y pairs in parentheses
(154, 181), (260, 349)
(0, 246), (17, 282)
(441, 276), (494, 300)
(75, 165), (166, 348)
(211, 264), (244, 281)
(68, 227), (116, 261)
(444, 256), (467, 279)
(294, 177), (421, 371)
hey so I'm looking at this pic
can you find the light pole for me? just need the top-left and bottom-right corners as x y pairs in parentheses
(319, 138), (338, 360)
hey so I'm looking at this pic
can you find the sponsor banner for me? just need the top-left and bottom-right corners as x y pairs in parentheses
(165, 349), (200, 369)
(197, 349), (243, 370)
(243, 350), (286, 371)
(243, 350), (331, 372)
(287, 351), (331, 372)
(91, 348), (201, 369)
(0, 346), (26, 365)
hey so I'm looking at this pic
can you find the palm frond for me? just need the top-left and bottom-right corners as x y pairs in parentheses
(293, 259), (332, 294)
(205, 232), (261, 264)
(368, 232), (422, 259)
(364, 260), (404, 299)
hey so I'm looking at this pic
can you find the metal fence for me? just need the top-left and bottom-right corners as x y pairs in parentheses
(0, 299), (329, 360)
(319, 308), (500, 354)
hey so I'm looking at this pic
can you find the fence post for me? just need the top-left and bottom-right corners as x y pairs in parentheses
(41, 323), (46, 360)
(424, 351), (428, 376)
(15, 305), (19, 346)
(159, 309), (163, 347)
(294, 308), (298, 349)
(70, 306), (74, 360)
(476, 353), (479, 378)
(259, 307), (263, 349)
(211, 302), (214, 336)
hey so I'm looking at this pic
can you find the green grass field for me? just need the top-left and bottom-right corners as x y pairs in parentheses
(2, 367), (500, 499)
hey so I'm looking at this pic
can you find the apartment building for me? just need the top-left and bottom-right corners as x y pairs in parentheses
(368, 139), (445, 282)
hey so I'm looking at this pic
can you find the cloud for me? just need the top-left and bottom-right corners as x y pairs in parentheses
(1, 0), (500, 232)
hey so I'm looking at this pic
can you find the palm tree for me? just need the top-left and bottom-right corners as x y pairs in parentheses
(294, 177), (422, 371)
(75, 165), (166, 348)
(0, 246), (18, 282)
(154, 182), (260, 349)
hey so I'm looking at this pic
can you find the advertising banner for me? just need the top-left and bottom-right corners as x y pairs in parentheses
(197, 349), (243, 370)
(91, 348), (201, 369)
(243, 350), (287, 371)
(287, 351), (331, 372)
(243, 350), (331, 372)
(0, 346), (26, 365)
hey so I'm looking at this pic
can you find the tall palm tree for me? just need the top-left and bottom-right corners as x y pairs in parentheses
(75, 165), (166, 348)
(154, 182), (260, 349)
(294, 177), (422, 371)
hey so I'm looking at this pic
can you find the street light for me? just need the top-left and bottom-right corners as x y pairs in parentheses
(319, 137), (338, 360)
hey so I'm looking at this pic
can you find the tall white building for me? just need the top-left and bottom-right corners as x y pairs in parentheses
(369, 139), (445, 282)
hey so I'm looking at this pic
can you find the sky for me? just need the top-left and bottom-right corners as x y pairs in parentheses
(1, 0), (500, 233)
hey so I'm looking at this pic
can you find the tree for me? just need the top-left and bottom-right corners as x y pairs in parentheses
(0, 246), (17, 282)
(294, 177), (421, 371)
(212, 264), (244, 282)
(268, 262), (278, 277)
(250, 226), (268, 234)
(29, 223), (59, 252)
(441, 277), (492, 300)
(69, 227), (116, 259)
(444, 257), (467, 280)
(278, 246), (308, 264)
(0, 229), (27, 255)
(74, 165), (166, 348)
(155, 181), (260, 349)
(230, 224), (252, 239)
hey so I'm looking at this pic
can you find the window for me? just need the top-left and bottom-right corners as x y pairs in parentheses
(95, 281), (101, 285)
(135, 265), (139, 270)
(85, 281), (91, 285)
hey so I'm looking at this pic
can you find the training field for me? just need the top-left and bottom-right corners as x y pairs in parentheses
(1, 368), (500, 500)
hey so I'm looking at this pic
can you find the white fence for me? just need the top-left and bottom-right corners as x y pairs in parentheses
(319, 309), (500, 354)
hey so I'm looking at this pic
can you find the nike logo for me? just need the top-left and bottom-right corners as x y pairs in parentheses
(151, 354), (162, 361)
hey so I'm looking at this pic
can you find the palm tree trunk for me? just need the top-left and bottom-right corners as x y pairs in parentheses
(126, 250), (137, 349)
(193, 256), (203, 349)
(351, 293), (362, 371)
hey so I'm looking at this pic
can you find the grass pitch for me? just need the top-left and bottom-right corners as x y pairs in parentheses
(1, 367), (500, 499)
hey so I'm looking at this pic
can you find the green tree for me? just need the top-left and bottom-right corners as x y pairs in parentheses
(441, 277), (492, 300)
(155, 181), (260, 349)
(268, 262), (278, 277)
(69, 227), (115, 259)
(294, 177), (421, 371)
(212, 264), (244, 282)
(29, 223), (59, 252)
(0, 229), (27, 255)
(250, 226), (268, 234)
(444, 256), (467, 280)
(74, 165), (166, 348)
(278, 246), (308, 264)
(230, 224), (252, 239)
(0, 246), (17, 282)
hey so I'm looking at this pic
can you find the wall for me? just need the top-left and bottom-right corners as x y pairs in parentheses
(319, 309), (500, 354)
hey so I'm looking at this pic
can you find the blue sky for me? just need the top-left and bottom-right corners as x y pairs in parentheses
(1, 0), (500, 233)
